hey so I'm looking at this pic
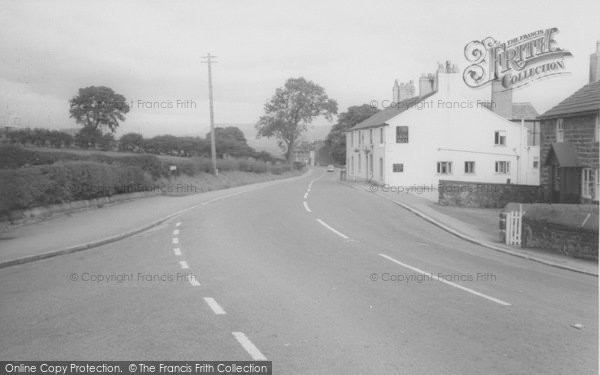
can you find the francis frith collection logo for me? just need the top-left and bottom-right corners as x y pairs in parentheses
(463, 27), (572, 90)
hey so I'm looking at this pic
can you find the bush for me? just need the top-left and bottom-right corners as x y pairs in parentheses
(0, 145), (81, 169)
(0, 161), (154, 217)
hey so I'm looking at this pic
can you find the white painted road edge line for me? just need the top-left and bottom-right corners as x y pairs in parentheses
(173, 248), (182, 256)
(303, 201), (312, 213)
(172, 238), (179, 244)
(316, 218), (349, 240)
(304, 192), (308, 199)
(173, 229), (180, 235)
(379, 253), (511, 306)
(232, 332), (267, 360)
(187, 275), (200, 286)
(204, 297), (227, 315)
(179, 260), (189, 269)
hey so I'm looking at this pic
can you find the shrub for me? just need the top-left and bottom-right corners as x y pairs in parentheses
(0, 161), (153, 217)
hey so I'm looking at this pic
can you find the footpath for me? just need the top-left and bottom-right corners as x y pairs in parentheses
(349, 181), (598, 277)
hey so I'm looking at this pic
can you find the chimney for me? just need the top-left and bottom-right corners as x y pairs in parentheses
(491, 80), (513, 119)
(393, 80), (400, 103)
(590, 40), (600, 83)
(393, 80), (416, 102)
(419, 73), (436, 96)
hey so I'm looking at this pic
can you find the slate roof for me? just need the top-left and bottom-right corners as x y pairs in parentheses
(538, 80), (600, 119)
(511, 102), (539, 120)
(348, 92), (436, 131)
(544, 142), (580, 167)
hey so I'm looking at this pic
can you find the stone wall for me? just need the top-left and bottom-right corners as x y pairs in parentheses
(438, 180), (545, 208)
(522, 218), (598, 260)
(500, 203), (599, 260)
(539, 113), (600, 203)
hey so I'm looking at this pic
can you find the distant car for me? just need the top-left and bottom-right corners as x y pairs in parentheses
(326, 164), (335, 172)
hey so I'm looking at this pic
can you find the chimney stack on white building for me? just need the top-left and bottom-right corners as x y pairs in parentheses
(590, 40), (600, 83)
(393, 80), (415, 103)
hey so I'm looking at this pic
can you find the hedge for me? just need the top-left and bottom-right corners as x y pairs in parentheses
(0, 161), (154, 216)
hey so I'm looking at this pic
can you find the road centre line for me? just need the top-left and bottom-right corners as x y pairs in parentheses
(303, 201), (312, 213)
(316, 218), (349, 239)
(204, 297), (227, 315)
(173, 248), (182, 256)
(379, 253), (511, 306)
(179, 260), (189, 269)
(172, 238), (179, 244)
(232, 332), (267, 360)
(173, 229), (180, 235)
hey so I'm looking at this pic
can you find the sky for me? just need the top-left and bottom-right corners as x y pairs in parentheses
(1, 0), (599, 137)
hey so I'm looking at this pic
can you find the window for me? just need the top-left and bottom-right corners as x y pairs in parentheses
(393, 163), (404, 172)
(379, 158), (384, 178)
(533, 157), (539, 169)
(380, 128), (384, 143)
(361, 131), (365, 145)
(495, 161), (510, 174)
(595, 115), (599, 143)
(358, 131), (362, 145)
(494, 130), (506, 146)
(351, 132), (354, 147)
(464, 161), (475, 174)
(396, 126), (409, 143)
(582, 168), (593, 199)
(369, 129), (373, 145)
(358, 154), (361, 172)
(437, 162), (452, 174)
(556, 118), (564, 143)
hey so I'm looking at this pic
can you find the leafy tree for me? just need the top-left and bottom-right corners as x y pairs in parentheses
(207, 126), (254, 158)
(69, 86), (130, 133)
(119, 133), (145, 152)
(75, 127), (103, 149)
(325, 104), (379, 165)
(98, 133), (116, 151)
(256, 77), (337, 162)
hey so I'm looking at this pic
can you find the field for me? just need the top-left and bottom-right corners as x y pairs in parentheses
(0, 145), (303, 219)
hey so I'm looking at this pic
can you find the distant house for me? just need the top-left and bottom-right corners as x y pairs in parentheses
(510, 102), (540, 146)
(346, 61), (539, 199)
(537, 80), (600, 203)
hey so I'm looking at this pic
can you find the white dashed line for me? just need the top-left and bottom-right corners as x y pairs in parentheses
(304, 192), (308, 199)
(179, 260), (189, 269)
(172, 238), (179, 244)
(173, 248), (182, 256)
(232, 332), (267, 360)
(316, 218), (349, 239)
(176, 222), (181, 227)
(204, 297), (227, 315)
(303, 201), (312, 213)
(187, 275), (201, 286)
(173, 229), (180, 235)
(379, 253), (511, 306)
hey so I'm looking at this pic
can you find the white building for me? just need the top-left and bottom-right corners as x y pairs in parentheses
(346, 62), (540, 200)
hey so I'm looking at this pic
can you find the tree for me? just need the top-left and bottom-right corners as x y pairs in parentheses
(119, 133), (145, 152)
(207, 126), (254, 158)
(69, 86), (130, 133)
(256, 77), (337, 162)
(325, 104), (380, 165)
(75, 127), (103, 149)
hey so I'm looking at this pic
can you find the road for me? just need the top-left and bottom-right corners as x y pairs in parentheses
(0, 168), (597, 374)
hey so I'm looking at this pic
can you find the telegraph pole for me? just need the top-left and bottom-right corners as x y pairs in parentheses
(201, 53), (218, 175)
